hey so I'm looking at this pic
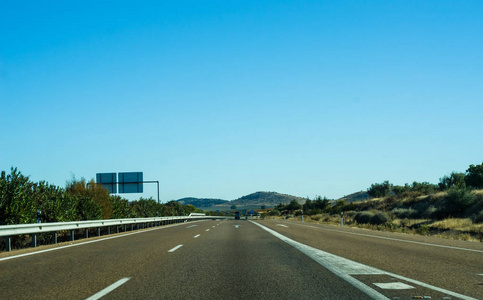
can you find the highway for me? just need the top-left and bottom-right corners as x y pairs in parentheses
(0, 219), (481, 299)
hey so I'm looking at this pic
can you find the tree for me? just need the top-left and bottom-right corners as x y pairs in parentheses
(465, 162), (483, 189)
(439, 172), (466, 190)
(302, 199), (313, 212)
(410, 181), (438, 194)
(367, 181), (392, 198)
(314, 196), (329, 211)
(230, 204), (237, 210)
(66, 178), (111, 219)
(285, 199), (301, 212)
(110, 195), (132, 219)
(0, 167), (36, 225)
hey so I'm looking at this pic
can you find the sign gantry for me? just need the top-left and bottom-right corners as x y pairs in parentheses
(96, 172), (159, 203)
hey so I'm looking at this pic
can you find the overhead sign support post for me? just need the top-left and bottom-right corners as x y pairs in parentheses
(142, 180), (160, 204)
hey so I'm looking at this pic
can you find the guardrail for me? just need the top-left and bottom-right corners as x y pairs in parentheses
(0, 215), (227, 252)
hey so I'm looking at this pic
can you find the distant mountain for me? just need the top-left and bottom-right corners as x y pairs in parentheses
(231, 191), (306, 207)
(336, 191), (371, 203)
(175, 191), (306, 211)
(176, 197), (228, 208)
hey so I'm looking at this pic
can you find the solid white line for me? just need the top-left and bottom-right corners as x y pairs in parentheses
(194, 234), (201, 238)
(288, 222), (483, 253)
(251, 221), (478, 300)
(85, 277), (131, 300)
(168, 244), (183, 253)
(0, 221), (199, 262)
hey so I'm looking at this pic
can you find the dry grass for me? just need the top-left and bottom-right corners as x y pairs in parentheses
(430, 218), (472, 230)
(430, 191), (447, 200)
(473, 189), (483, 195)
(430, 218), (483, 232)
(392, 218), (428, 227)
(433, 231), (477, 242)
(266, 212), (483, 242)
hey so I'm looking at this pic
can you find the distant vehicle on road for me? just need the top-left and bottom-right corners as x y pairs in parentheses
(234, 211), (240, 220)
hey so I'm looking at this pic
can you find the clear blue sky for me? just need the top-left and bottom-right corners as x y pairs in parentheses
(1, 1), (482, 202)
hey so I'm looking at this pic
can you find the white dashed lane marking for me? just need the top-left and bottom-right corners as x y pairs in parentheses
(277, 224), (289, 228)
(168, 245), (183, 253)
(186, 225), (198, 228)
(194, 234), (200, 238)
(85, 277), (131, 300)
(205, 229), (210, 232)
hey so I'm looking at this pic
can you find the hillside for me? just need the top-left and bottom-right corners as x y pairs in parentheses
(336, 191), (371, 203)
(176, 197), (228, 208)
(231, 191), (306, 207)
(176, 191), (306, 211)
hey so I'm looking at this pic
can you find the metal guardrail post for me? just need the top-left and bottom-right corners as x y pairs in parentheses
(97, 228), (101, 236)
(5, 236), (11, 252)
(70, 230), (75, 241)
(123, 225), (126, 232)
(53, 232), (57, 244)
(130, 224), (133, 231)
(85, 229), (89, 239)
(32, 234), (37, 248)
(107, 227), (110, 235)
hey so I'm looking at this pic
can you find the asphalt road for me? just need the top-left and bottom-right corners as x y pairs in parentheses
(0, 219), (481, 300)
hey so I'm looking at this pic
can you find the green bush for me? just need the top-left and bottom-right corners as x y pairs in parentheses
(473, 210), (483, 224)
(344, 210), (357, 218)
(354, 211), (374, 224)
(370, 211), (391, 225)
(269, 209), (281, 216)
(438, 187), (477, 218)
(390, 208), (417, 219)
(0, 168), (37, 225)
(424, 205), (438, 218)
(415, 224), (430, 235)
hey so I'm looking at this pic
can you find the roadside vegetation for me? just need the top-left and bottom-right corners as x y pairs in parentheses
(267, 162), (483, 242)
(0, 168), (203, 250)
